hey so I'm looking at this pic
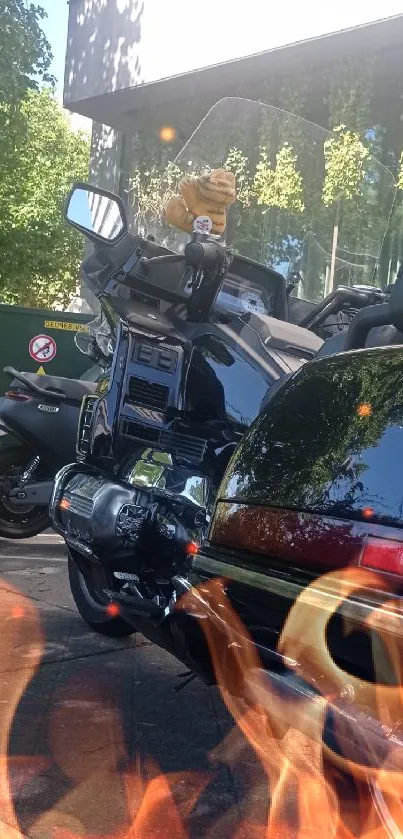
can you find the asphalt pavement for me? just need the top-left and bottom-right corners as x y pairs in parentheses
(0, 532), (265, 839)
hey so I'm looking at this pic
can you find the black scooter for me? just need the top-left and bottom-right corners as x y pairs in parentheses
(0, 323), (112, 539)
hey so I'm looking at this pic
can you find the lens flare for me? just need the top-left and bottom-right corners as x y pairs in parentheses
(357, 403), (372, 418)
(0, 584), (43, 837)
(159, 126), (177, 143)
(362, 507), (375, 520)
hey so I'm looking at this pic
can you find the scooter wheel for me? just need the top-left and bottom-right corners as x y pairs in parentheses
(68, 553), (135, 637)
(0, 447), (49, 539)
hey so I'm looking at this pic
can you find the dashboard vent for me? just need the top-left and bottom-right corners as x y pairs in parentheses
(76, 395), (97, 459)
(120, 420), (206, 464)
(128, 376), (169, 411)
(121, 420), (159, 444)
(160, 431), (206, 463)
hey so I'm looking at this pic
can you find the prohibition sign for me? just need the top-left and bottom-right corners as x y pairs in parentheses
(29, 334), (57, 363)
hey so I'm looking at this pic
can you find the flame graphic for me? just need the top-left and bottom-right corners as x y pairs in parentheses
(2, 565), (403, 838)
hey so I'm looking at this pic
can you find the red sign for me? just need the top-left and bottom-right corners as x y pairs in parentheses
(29, 334), (57, 363)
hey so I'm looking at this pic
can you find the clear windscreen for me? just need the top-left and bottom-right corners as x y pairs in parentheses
(148, 98), (396, 303)
(74, 314), (114, 358)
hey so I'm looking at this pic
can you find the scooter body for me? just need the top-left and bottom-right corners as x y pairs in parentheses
(0, 368), (100, 537)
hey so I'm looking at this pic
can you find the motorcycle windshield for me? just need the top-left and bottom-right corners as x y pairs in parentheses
(74, 314), (114, 358)
(155, 98), (396, 303)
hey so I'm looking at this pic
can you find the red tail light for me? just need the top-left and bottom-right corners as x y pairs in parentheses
(5, 390), (31, 402)
(360, 536), (403, 575)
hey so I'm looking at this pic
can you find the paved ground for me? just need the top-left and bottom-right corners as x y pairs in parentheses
(0, 532), (265, 839)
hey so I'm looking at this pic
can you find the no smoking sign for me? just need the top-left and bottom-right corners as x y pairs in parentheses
(29, 334), (57, 363)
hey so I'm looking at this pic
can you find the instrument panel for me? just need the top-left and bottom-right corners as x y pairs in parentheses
(214, 275), (272, 316)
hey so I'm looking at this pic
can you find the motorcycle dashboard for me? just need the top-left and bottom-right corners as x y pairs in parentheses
(183, 272), (272, 317)
(120, 242), (285, 321)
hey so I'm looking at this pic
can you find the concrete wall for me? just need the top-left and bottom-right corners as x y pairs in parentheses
(65, 0), (403, 109)
(64, 0), (144, 106)
(89, 123), (123, 193)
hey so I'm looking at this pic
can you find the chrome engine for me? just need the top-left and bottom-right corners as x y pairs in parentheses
(50, 450), (210, 574)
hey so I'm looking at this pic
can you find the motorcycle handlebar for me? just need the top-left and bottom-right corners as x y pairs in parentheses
(184, 240), (225, 270)
(140, 253), (185, 270)
(140, 239), (226, 273)
(299, 286), (384, 331)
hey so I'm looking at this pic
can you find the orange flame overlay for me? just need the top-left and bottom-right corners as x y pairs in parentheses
(2, 566), (403, 837)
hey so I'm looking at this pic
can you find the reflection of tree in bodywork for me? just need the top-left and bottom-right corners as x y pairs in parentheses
(222, 348), (403, 523)
(129, 100), (395, 303)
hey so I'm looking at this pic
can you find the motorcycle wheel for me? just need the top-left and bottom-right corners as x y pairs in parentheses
(0, 448), (50, 539)
(68, 554), (135, 637)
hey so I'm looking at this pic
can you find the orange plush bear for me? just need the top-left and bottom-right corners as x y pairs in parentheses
(164, 168), (236, 236)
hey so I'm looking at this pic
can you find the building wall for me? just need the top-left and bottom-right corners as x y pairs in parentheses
(65, 0), (403, 107)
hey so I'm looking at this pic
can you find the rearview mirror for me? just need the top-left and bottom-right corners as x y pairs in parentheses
(65, 183), (127, 243)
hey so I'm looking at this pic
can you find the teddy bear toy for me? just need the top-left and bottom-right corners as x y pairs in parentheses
(164, 168), (236, 236)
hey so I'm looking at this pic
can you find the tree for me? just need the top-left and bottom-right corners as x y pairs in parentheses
(253, 144), (305, 214)
(0, 0), (53, 107)
(0, 88), (90, 308)
(323, 126), (369, 207)
(0, 0), (53, 168)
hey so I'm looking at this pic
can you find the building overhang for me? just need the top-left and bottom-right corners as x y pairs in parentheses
(64, 13), (403, 132)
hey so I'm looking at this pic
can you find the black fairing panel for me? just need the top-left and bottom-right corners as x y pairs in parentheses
(89, 309), (323, 474)
(218, 345), (403, 528)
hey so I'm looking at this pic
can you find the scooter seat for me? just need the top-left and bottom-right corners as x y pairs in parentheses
(21, 372), (98, 402)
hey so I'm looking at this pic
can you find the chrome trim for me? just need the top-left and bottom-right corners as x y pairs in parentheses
(65, 536), (94, 557)
(191, 553), (398, 625)
(192, 554), (303, 602)
(121, 449), (210, 509)
(76, 394), (98, 459)
(49, 463), (77, 533)
(49, 463), (97, 534)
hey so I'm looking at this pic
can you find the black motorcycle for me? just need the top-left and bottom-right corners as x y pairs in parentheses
(0, 316), (113, 539)
(50, 98), (395, 656)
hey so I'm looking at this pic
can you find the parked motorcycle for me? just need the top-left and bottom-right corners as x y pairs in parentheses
(50, 98), (396, 657)
(0, 315), (113, 539)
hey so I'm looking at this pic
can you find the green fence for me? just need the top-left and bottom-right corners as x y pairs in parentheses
(0, 304), (93, 396)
